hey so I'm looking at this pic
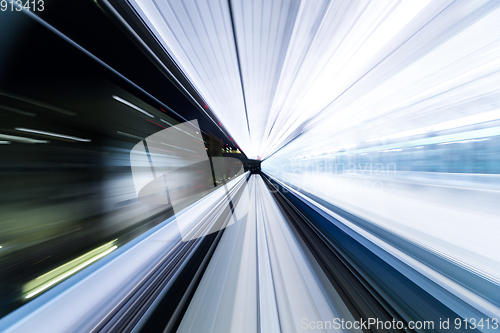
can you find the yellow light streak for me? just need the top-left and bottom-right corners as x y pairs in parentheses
(24, 240), (118, 299)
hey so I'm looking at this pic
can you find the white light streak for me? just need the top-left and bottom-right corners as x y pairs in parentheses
(112, 95), (154, 118)
(367, 110), (500, 143)
(15, 128), (91, 142)
(25, 246), (117, 299)
(160, 118), (172, 126)
(0, 134), (49, 144)
(117, 131), (144, 141)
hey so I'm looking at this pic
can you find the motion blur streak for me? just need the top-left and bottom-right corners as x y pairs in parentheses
(177, 175), (353, 333)
(112, 95), (155, 118)
(14, 128), (92, 142)
(127, 0), (500, 159)
(0, 134), (49, 144)
(24, 241), (118, 299)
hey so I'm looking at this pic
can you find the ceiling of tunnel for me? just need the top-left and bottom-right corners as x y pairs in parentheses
(125, 0), (500, 160)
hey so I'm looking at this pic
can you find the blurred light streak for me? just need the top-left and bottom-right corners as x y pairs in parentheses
(23, 240), (118, 299)
(148, 147), (172, 153)
(0, 106), (37, 117)
(146, 119), (170, 131)
(0, 134), (48, 144)
(0, 91), (76, 116)
(146, 119), (166, 128)
(0, 141), (11, 144)
(161, 142), (195, 153)
(159, 118), (172, 126)
(112, 95), (154, 118)
(15, 128), (91, 142)
(319, 126), (500, 158)
(177, 175), (350, 333)
(367, 110), (500, 142)
(116, 130), (144, 140)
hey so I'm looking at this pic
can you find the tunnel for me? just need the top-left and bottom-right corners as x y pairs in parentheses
(1, 1), (500, 332)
